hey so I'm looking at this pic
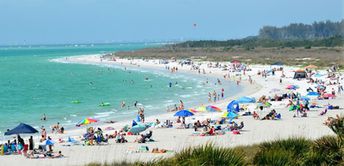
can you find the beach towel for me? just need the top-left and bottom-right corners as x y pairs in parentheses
(232, 130), (240, 135)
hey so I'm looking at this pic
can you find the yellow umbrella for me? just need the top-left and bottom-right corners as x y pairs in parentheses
(196, 106), (206, 112)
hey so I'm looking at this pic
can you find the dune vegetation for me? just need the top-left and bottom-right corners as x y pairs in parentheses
(87, 115), (343, 166)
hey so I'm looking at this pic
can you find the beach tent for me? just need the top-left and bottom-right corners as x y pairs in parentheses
(227, 100), (240, 113)
(293, 70), (307, 79)
(237, 97), (256, 103)
(4, 123), (38, 135)
(174, 110), (194, 117)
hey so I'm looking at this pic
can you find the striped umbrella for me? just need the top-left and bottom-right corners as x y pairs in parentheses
(206, 105), (222, 112)
(77, 117), (98, 126)
(196, 106), (206, 112)
(188, 108), (199, 113)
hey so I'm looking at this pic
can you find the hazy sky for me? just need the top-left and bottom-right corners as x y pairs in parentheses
(0, 0), (343, 45)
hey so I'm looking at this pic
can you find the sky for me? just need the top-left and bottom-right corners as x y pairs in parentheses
(0, 0), (343, 45)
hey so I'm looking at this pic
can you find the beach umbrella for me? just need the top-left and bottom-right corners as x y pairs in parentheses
(257, 102), (272, 108)
(77, 117), (98, 126)
(43, 139), (55, 146)
(237, 96), (256, 103)
(301, 96), (310, 101)
(304, 65), (318, 69)
(129, 124), (147, 134)
(286, 85), (299, 90)
(174, 110), (194, 117)
(227, 100), (240, 113)
(307, 92), (319, 96)
(221, 111), (238, 119)
(231, 60), (241, 64)
(4, 123), (38, 135)
(188, 108), (198, 113)
(206, 105), (222, 112)
(196, 106), (206, 112)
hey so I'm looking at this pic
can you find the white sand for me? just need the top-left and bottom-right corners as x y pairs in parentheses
(1, 55), (343, 166)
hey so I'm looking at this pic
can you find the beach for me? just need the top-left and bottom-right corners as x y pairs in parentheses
(0, 54), (343, 166)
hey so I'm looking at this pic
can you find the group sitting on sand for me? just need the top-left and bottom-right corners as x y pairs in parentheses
(0, 134), (64, 159)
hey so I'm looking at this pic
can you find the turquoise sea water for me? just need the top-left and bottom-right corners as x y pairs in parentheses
(0, 43), (241, 133)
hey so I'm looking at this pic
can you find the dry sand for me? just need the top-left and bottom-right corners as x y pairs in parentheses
(1, 55), (343, 166)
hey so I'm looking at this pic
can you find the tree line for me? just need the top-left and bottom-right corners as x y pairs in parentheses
(174, 20), (344, 48)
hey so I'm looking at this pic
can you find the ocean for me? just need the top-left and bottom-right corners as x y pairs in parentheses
(0, 43), (241, 133)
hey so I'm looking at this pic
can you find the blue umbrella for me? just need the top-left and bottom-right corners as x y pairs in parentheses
(237, 97), (256, 103)
(301, 96), (310, 101)
(174, 110), (194, 117)
(44, 139), (55, 146)
(227, 100), (240, 112)
(129, 124), (147, 134)
(307, 92), (319, 96)
(4, 123), (38, 135)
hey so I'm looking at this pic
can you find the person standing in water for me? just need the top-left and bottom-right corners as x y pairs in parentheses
(121, 101), (126, 108)
(179, 100), (184, 110)
(221, 88), (224, 99)
(41, 114), (47, 121)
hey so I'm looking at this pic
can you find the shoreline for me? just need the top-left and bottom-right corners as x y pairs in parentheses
(1, 54), (343, 166)
(47, 54), (262, 140)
